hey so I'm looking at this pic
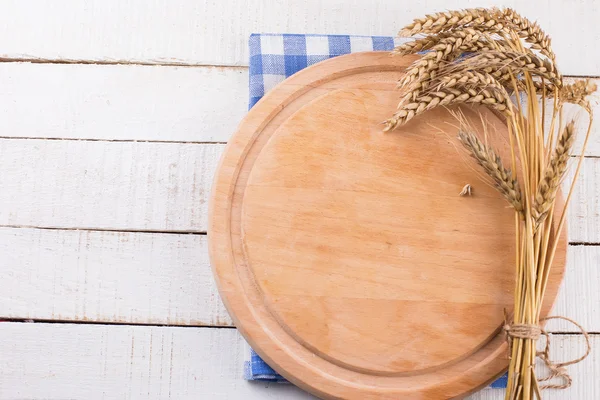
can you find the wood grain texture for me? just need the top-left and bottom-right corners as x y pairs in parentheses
(567, 157), (600, 243)
(0, 228), (598, 332)
(0, 0), (597, 398)
(209, 52), (566, 399)
(0, 0), (598, 76)
(0, 65), (598, 151)
(0, 322), (595, 400)
(0, 139), (598, 242)
(553, 245), (600, 333)
(0, 227), (230, 326)
(0, 63), (247, 142)
(0, 139), (223, 232)
(0, 323), (312, 400)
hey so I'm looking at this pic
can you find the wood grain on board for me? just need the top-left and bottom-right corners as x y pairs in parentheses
(209, 52), (566, 399)
(0, 322), (595, 400)
(0, 0), (598, 75)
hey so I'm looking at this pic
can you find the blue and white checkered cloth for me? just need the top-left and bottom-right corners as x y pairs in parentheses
(245, 33), (508, 390)
(249, 33), (409, 108)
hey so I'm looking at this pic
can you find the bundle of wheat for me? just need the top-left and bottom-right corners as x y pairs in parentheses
(388, 7), (595, 400)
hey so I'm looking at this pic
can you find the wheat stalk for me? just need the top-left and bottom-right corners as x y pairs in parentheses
(462, 51), (562, 87)
(392, 29), (476, 55)
(532, 121), (575, 226)
(437, 70), (507, 89)
(397, 31), (485, 95)
(501, 8), (555, 61)
(393, 27), (512, 56)
(392, 39), (561, 128)
(385, 81), (513, 131)
(560, 79), (598, 113)
(458, 130), (524, 212)
(399, 8), (503, 36)
(393, 19), (562, 109)
(401, 7), (556, 62)
(389, 8), (595, 400)
(392, 35), (440, 55)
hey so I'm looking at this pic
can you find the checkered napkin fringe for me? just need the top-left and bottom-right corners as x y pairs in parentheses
(245, 33), (508, 390)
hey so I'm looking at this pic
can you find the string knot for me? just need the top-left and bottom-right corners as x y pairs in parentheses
(503, 316), (591, 391)
(504, 323), (542, 340)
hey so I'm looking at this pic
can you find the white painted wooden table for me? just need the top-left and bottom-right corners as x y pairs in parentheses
(0, 1), (598, 399)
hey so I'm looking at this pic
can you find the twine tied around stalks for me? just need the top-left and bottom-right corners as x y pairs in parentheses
(503, 316), (592, 390)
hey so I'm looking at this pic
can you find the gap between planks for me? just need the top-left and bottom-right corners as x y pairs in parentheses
(0, 317), (235, 329)
(0, 136), (228, 144)
(0, 56), (597, 80)
(0, 317), (597, 335)
(2, 224), (600, 245)
(0, 224), (208, 235)
(0, 56), (251, 69)
(1, 134), (600, 158)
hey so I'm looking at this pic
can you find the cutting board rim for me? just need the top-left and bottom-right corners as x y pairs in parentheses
(208, 51), (567, 399)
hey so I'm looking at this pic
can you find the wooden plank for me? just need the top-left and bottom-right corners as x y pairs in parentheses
(0, 227), (230, 326)
(0, 139), (599, 241)
(1, 227), (598, 332)
(0, 62), (247, 143)
(0, 322), (594, 399)
(0, 65), (598, 150)
(552, 245), (600, 332)
(0, 1), (598, 76)
(566, 157), (600, 243)
(0, 323), (315, 400)
(0, 139), (224, 232)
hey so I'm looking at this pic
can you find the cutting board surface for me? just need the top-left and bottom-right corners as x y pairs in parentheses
(208, 52), (566, 399)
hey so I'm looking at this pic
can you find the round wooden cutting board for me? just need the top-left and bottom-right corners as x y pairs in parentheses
(208, 52), (566, 399)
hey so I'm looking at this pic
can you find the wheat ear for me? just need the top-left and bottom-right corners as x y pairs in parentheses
(396, 29), (511, 104)
(392, 36), (440, 55)
(386, 75), (514, 130)
(458, 130), (524, 212)
(393, 27), (508, 56)
(560, 79), (598, 113)
(436, 70), (508, 89)
(456, 51), (562, 89)
(532, 121), (575, 226)
(399, 8), (503, 36)
(400, 7), (558, 65)
(397, 31), (485, 91)
(438, 69), (552, 92)
(501, 8), (555, 61)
